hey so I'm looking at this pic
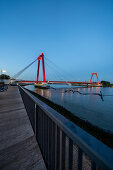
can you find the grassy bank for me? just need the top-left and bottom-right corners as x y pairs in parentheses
(26, 88), (113, 149)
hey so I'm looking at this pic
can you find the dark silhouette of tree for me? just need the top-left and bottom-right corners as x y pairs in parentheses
(0, 74), (10, 79)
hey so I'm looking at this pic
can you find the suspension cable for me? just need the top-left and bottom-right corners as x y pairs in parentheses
(13, 58), (38, 79)
(45, 59), (65, 80)
(45, 56), (75, 81)
(45, 61), (64, 80)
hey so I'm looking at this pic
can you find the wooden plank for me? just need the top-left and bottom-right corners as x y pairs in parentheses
(0, 86), (46, 169)
(0, 136), (46, 170)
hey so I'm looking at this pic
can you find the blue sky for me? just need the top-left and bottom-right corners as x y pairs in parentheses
(0, 0), (113, 82)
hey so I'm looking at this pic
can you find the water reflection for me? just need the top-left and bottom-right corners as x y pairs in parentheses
(96, 87), (99, 93)
(61, 90), (64, 102)
(25, 85), (113, 133)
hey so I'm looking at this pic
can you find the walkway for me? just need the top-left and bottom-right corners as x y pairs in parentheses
(0, 86), (46, 169)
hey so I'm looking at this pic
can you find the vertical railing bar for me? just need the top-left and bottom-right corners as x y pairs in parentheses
(38, 108), (41, 145)
(40, 109), (43, 152)
(45, 115), (48, 168)
(48, 118), (52, 169)
(44, 114), (49, 169)
(36, 104), (38, 141)
(91, 160), (96, 170)
(51, 121), (53, 169)
(46, 115), (48, 165)
(77, 148), (83, 170)
(37, 106), (39, 141)
(56, 126), (60, 170)
(43, 112), (45, 157)
(50, 119), (53, 170)
(47, 116), (49, 169)
(40, 110), (43, 153)
(54, 124), (57, 170)
(44, 113), (46, 160)
(42, 111), (44, 154)
(21, 89), (35, 133)
(62, 131), (66, 170)
(68, 138), (73, 170)
(44, 114), (47, 161)
(35, 103), (36, 136)
(51, 122), (56, 170)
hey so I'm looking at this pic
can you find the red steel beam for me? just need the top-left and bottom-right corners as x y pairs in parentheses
(36, 53), (46, 83)
(18, 80), (99, 85)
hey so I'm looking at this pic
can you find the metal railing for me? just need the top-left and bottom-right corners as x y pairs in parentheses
(19, 86), (113, 170)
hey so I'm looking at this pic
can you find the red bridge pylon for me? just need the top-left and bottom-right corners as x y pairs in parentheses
(36, 53), (46, 83)
(90, 72), (99, 85)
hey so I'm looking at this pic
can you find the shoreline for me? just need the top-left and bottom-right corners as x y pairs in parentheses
(25, 88), (113, 149)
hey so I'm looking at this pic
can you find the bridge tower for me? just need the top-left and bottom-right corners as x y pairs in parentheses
(90, 73), (99, 85)
(36, 53), (46, 83)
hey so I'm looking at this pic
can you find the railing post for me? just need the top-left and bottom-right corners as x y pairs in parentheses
(44, 114), (48, 165)
(91, 161), (96, 170)
(62, 131), (66, 170)
(77, 148), (83, 170)
(48, 118), (52, 170)
(35, 103), (36, 136)
(56, 126), (60, 170)
(51, 122), (56, 170)
(68, 138), (73, 170)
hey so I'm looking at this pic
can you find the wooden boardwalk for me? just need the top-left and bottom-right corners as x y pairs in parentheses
(0, 86), (46, 170)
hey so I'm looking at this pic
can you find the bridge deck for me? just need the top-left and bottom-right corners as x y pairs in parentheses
(0, 86), (46, 169)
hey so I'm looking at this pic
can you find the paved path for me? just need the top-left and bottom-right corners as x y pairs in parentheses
(0, 86), (46, 170)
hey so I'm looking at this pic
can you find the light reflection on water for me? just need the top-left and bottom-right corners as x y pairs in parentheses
(25, 84), (113, 133)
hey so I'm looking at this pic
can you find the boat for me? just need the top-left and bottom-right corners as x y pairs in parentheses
(34, 82), (50, 89)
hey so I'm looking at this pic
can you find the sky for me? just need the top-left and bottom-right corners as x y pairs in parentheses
(0, 0), (113, 82)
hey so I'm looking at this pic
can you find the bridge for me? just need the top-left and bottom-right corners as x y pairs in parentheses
(13, 53), (100, 86)
(1, 53), (113, 170)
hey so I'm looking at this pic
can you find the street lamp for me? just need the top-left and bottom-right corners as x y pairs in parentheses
(1, 70), (6, 80)
(1, 70), (6, 74)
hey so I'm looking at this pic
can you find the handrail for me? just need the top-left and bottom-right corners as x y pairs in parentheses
(19, 85), (113, 170)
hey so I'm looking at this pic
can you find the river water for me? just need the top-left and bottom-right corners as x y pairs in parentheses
(25, 84), (113, 134)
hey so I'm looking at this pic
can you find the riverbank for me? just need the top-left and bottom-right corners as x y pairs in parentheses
(25, 88), (113, 149)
